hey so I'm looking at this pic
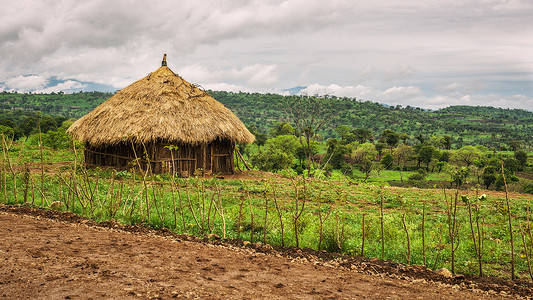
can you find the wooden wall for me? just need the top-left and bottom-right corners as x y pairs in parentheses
(84, 139), (235, 176)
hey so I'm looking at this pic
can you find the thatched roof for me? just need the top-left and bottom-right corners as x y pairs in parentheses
(67, 56), (255, 146)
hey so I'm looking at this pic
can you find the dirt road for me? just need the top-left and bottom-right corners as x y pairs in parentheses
(0, 205), (524, 299)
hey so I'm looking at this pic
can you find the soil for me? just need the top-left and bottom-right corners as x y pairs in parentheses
(2, 206), (531, 299)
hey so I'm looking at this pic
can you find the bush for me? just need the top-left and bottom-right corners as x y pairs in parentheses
(250, 147), (293, 172)
(0, 125), (14, 140)
(523, 182), (533, 195)
(380, 153), (394, 169)
(408, 169), (426, 181)
(408, 173), (425, 181)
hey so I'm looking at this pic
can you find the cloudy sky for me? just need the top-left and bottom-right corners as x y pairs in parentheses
(1, 0), (532, 110)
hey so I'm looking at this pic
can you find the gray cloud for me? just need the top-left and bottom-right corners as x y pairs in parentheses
(0, 0), (531, 109)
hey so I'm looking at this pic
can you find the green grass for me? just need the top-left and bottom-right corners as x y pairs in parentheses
(2, 144), (533, 281)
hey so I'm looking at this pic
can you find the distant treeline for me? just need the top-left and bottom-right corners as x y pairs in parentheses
(0, 91), (111, 119)
(209, 91), (533, 149)
(1, 91), (532, 149)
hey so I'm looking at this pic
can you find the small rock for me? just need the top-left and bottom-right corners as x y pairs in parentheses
(242, 241), (251, 247)
(205, 233), (220, 240)
(435, 267), (453, 278)
(49, 201), (64, 210)
(262, 244), (273, 251)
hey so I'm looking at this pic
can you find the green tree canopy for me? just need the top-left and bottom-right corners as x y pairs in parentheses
(452, 145), (484, 167)
(381, 129), (399, 153)
(354, 128), (373, 144)
(270, 122), (295, 137)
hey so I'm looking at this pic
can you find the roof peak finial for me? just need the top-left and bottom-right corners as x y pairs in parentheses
(162, 54), (167, 66)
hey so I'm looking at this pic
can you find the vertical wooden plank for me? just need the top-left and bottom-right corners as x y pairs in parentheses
(202, 144), (206, 176)
(210, 144), (214, 173)
(230, 142), (235, 174)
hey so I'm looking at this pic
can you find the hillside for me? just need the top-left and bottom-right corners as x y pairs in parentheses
(1, 91), (532, 148)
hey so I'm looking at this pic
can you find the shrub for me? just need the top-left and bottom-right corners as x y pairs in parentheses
(0, 125), (14, 139)
(250, 147), (293, 172)
(408, 169), (426, 181)
(523, 181), (533, 195)
(380, 153), (394, 169)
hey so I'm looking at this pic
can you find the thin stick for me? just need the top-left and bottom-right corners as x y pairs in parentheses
(380, 191), (385, 260)
(501, 160), (515, 280)
(248, 191), (255, 243)
(263, 191), (269, 244)
(422, 201), (426, 266)
(360, 213), (366, 257)
(38, 120), (44, 206)
(402, 213), (411, 264)
(272, 190), (285, 247)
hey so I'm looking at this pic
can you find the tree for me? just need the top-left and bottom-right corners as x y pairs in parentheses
(380, 153), (394, 169)
(452, 145), (483, 167)
(354, 128), (373, 144)
(336, 125), (356, 143)
(381, 129), (399, 154)
(374, 142), (387, 159)
(325, 138), (352, 169)
(508, 140), (522, 151)
(416, 134), (426, 144)
(439, 150), (450, 162)
(429, 136), (444, 149)
(442, 135), (452, 150)
(353, 143), (377, 163)
(247, 125), (268, 146)
(250, 147), (293, 172)
(503, 157), (520, 174)
(266, 135), (300, 156)
(270, 122), (295, 137)
(0, 125), (14, 139)
(514, 150), (528, 170)
(447, 165), (470, 188)
(286, 94), (335, 177)
(418, 145), (436, 171)
(353, 142), (378, 181)
(399, 133), (409, 145)
(482, 166), (498, 189)
(393, 144), (414, 182)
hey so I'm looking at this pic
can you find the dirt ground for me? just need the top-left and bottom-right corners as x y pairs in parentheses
(1, 205), (531, 299)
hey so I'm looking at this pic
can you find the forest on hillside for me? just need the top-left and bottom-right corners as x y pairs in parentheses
(210, 91), (533, 150)
(1, 91), (532, 150)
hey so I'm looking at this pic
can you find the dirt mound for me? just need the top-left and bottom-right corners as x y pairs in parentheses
(1, 204), (530, 299)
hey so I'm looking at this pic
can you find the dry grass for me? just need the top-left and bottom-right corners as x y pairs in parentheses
(68, 63), (255, 146)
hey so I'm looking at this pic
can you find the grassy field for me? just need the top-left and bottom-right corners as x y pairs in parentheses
(2, 141), (533, 281)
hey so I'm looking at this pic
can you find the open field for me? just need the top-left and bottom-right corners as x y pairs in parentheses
(2, 143), (533, 284)
(1, 205), (529, 299)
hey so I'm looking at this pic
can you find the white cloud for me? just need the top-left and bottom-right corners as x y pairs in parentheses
(384, 63), (415, 82)
(0, 0), (531, 109)
(4, 75), (48, 92)
(35, 80), (88, 94)
(298, 82), (533, 110)
(180, 63), (279, 88)
(203, 83), (248, 93)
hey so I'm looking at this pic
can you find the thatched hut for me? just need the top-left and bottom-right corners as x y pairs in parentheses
(67, 55), (255, 176)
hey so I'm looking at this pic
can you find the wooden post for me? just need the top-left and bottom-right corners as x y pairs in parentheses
(236, 148), (251, 170)
(202, 144), (206, 176)
(210, 145), (214, 173)
(230, 142), (235, 174)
